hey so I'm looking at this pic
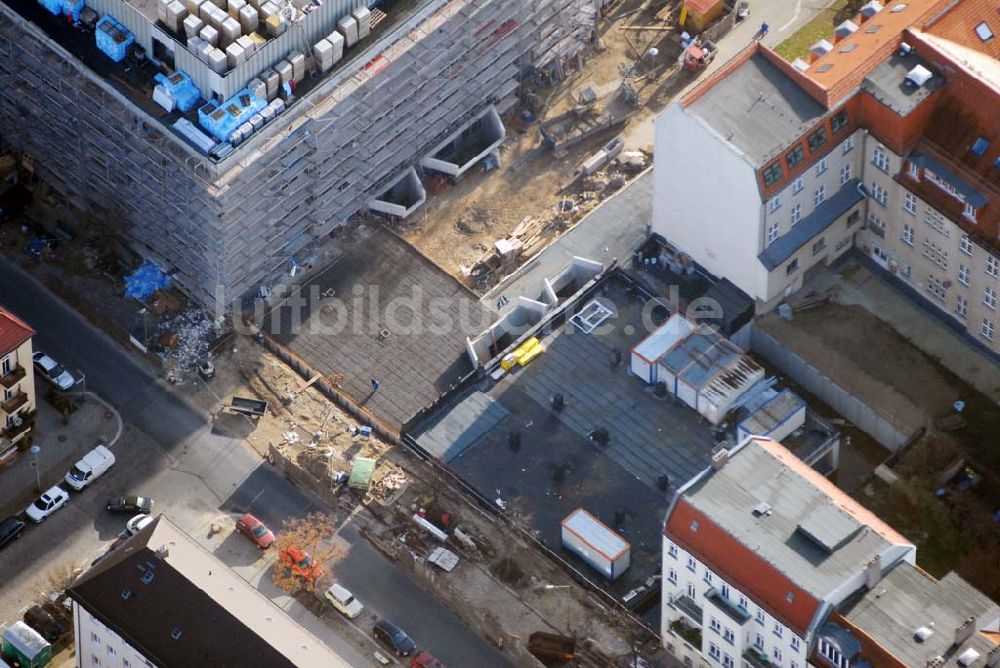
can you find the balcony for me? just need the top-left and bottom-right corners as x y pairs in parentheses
(2, 417), (31, 441)
(743, 649), (777, 668)
(670, 594), (704, 628)
(1, 391), (28, 414)
(0, 365), (26, 389)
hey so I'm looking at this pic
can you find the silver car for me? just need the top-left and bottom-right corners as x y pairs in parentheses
(32, 351), (77, 391)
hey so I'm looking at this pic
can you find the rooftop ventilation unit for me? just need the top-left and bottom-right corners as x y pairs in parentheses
(791, 58), (809, 72)
(898, 41), (913, 56)
(914, 626), (935, 642)
(905, 64), (933, 88)
(810, 39), (834, 58)
(958, 649), (981, 666)
(752, 501), (772, 517)
(860, 0), (883, 18)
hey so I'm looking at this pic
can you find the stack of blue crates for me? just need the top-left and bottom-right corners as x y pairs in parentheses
(154, 72), (201, 113)
(38, 0), (62, 16)
(198, 88), (266, 142)
(95, 16), (134, 63)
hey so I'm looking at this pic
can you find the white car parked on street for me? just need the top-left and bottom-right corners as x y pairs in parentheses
(324, 583), (364, 619)
(124, 514), (155, 537)
(64, 444), (115, 491)
(25, 486), (70, 523)
(32, 351), (78, 391)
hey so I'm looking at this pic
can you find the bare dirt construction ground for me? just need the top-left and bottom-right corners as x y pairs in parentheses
(759, 304), (1000, 600)
(397, 0), (691, 284)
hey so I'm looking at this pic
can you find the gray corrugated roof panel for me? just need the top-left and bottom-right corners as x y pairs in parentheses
(415, 391), (510, 462)
(839, 562), (1000, 667)
(909, 152), (987, 208)
(682, 439), (900, 600)
(818, 623), (863, 659)
(686, 54), (826, 165)
(860, 52), (945, 117)
(740, 389), (805, 434)
(658, 328), (742, 390)
(758, 178), (864, 270)
(796, 503), (862, 553)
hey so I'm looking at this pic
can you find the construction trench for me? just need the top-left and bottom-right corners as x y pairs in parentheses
(0, 0), (610, 310)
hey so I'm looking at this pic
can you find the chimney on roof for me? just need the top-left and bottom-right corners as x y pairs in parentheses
(863, 554), (882, 589)
(953, 617), (976, 647)
(985, 646), (1000, 667)
(156, 546), (170, 560)
(711, 448), (729, 470)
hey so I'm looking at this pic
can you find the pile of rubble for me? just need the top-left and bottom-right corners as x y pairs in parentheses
(160, 308), (220, 381)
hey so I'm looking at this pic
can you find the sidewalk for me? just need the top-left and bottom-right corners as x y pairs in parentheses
(0, 396), (116, 518)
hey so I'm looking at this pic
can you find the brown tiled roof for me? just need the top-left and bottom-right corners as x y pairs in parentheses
(925, 0), (1000, 59)
(0, 307), (35, 355)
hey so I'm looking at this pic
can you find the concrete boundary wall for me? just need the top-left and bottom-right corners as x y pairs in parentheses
(750, 325), (916, 451)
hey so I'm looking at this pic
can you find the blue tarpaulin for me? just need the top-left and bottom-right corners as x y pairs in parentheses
(125, 261), (170, 301)
(155, 72), (201, 113)
(95, 16), (134, 63)
(198, 89), (267, 142)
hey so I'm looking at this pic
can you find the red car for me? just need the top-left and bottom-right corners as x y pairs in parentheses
(412, 651), (444, 668)
(235, 513), (275, 549)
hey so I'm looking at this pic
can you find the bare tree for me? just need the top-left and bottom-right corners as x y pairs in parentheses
(271, 512), (345, 593)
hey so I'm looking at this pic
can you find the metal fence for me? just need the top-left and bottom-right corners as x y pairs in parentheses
(750, 326), (917, 452)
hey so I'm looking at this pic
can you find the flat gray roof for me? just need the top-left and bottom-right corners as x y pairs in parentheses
(416, 391), (509, 461)
(839, 562), (1000, 668)
(682, 438), (906, 601)
(860, 52), (945, 117)
(686, 54), (826, 166)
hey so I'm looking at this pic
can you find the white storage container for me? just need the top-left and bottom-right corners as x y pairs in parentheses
(237, 5), (257, 34)
(260, 104), (275, 122)
(183, 14), (204, 38)
(165, 1), (188, 34)
(239, 121), (254, 137)
(352, 6), (370, 40)
(187, 35), (205, 54)
(247, 76), (266, 100)
(275, 59), (293, 86)
(288, 52), (305, 81)
(198, 41), (214, 62)
(207, 47), (228, 73)
(184, 0), (203, 17)
(220, 16), (240, 47)
(208, 0), (225, 9)
(313, 39), (334, 72)
(264, 14), (285, 37)
(157, 0), (170, 24)
(337, 15), (358, 47)
(258, 1), (277, 19)
(560, 508), (630, 580)
(225, 42), (245, 67)
(262, 68), (279, 100)
(268, 97), (285, 115)
(226, 0), (244, 17)
(249, 113), (264, 130)
(199, 24), (219, 46)
(326, 30), (344, 63)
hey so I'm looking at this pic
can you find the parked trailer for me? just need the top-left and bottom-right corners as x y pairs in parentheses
(560, 508), (631, 580)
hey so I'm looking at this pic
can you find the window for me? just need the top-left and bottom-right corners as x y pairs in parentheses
(873, 146), (890, 172)
(836, 237), (852, 252)
(709, 617), (722, 634)
(923, 238), (949, 270)
(722, 654), (735, 668)
(960, 235), (974, 256)
(791, 637), (801, 652)
(816, 157), (828, 176)
(124, 661), (131, 668)
(925, 209), (951, 237)
(755, 633), (765, 649)
(92, 657), (101, 667)
(840, 163), (851, 184)
(668, 567), (678, 584)
(956, 295), (968, 318)
(902, 224), (914, 245)
(739, 596), (748, 609)
(868, 212), (885, 235)
(959, 264), (970, 285)
(721, 584), (731, 599)
(847, 209), (860, 226)
(768, 195), (782, 213)
(791, 203), (802, 225)
(908, 161), (920, 180)
(900, 263), (912, 278)
(91, 633), (101, 644)
(819, 638), (842, 666)
(983, 319), (995, 341)
(970, 137), (989, 157)
(107, 646), (116, 656)
(687, 583), (697, 599)
(787, 259), (799, 275)
(975, 21), (993, 41)
(964, 202), (978, 221)
(704, 571), (713, 585)
(767, 221), (779, 244)
(774, 622), (784, 638)
(986, 286), (997, 310)
(812, 238), (826, 256)
(808, 127), (827, 152)
(687, 556), (697, 572)
(831, 110), (849, 133)
(723, 628), (735, 645)
(987, 255), (999, 278)
(871, 181), (887, 205)
(904, 191), (917, 214)
(814, 185), (826, 206)
(926, 168), (964, 200)
(842, 135), (855, 154)
(690, 519), (700, 532)
(756, 609), (765, 625)
(709, 642), (721, 661)
(786, 145), (805, 168)
(927, 274), (947, 301)
(774, 648), (783, 663)
(792, 176), (804, 194)
(668, 542), (678, 559)
(763, 162), (783, 187)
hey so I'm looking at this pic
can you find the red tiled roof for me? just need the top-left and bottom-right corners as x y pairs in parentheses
(925, 0), (1000, 60)
(0, 307), (34, 355)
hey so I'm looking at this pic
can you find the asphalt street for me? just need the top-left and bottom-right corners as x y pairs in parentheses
(0, 257), (511, 666)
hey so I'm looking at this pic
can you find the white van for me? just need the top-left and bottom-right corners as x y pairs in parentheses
(324, 583), (364, 619)
(64, 444), (115, 491)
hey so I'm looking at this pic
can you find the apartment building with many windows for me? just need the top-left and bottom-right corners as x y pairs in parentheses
(660, 436), (1000, 668)
(652, 0), (1000, 356)
(0, 307), (37, 465)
